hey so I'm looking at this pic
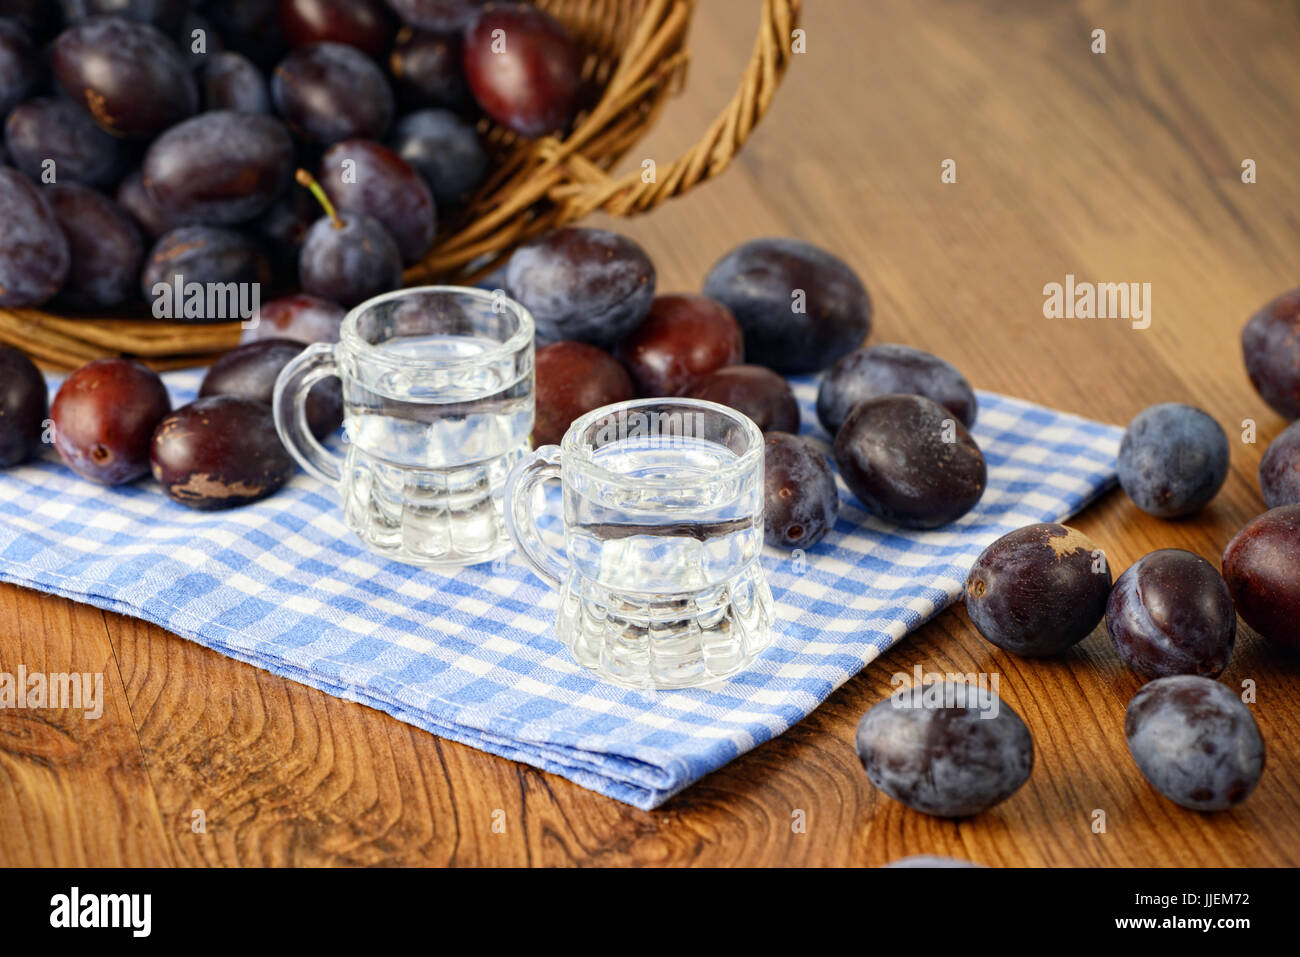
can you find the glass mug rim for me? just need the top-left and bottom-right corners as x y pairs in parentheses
(558, 396), (765, 491)
(339, 284), (535, 370)
(504, 394), (774, 688)
(274, 284), (535, 567)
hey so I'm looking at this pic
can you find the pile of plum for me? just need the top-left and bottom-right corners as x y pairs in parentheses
(856, 288), (1300, 825)
(0, 339), (336, 509)
(522, 229), (987, 548)
(0, 221), (971, 527)
(0, 0), (584, 313)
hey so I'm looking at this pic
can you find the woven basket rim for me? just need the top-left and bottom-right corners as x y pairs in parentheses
(0, 0), (803, 370)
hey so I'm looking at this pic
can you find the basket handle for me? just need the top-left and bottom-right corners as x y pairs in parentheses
(409, 0), (803, 281)
(549, 0), (803, 219)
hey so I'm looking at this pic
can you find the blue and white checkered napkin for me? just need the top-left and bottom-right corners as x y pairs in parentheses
(0, 368), (1120, 808)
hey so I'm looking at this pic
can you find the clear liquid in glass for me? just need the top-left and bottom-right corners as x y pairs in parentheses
(342, 334), (532, 566)
(558, 435), (773, 689)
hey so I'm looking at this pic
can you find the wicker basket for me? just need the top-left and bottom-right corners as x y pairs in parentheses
(0, 0), (801, 371)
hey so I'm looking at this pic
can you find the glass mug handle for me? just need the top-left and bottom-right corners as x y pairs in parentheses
(272, 342), (343, 488)
(504, 446), (568, 587)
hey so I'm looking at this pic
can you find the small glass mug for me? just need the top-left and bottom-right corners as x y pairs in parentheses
(505, 397), (775, 689)
(274, 286), (534, 568)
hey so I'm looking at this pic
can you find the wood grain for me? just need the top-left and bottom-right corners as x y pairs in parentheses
(2, 0), (1299, 866)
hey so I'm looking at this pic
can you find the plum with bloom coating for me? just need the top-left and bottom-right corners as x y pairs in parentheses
(52, 17), (197, 138)
(272, 42), (394, 144)
(834, 394), (986, 529)
(703, 238), (872, 374)
(389, 108), (486, 208)
(1125, 676), (1264, 812)
(818, 343), (976, 436)
(1242, 288), (1300, 420)
(1117, 403), (1228, 518)
(319, 139), (436, 264)
(0, 347), (47, 467)
(141, 226), (271, 319)
(47, 184), (145, 310)
(385, 0), (484, 31)
(763, 433), (838, 549)
(295, 169), (403, 308)
(1259, 421), (1300, 508)
(856, 680), (1033, 817)
(143, 111), (294, 226)
(5, 98), (131, 189)
(0, 168), (70, 308)
(506, 228), (656, 349)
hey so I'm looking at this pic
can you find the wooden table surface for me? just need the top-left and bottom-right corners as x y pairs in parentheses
(3, 0), (1298, 867)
